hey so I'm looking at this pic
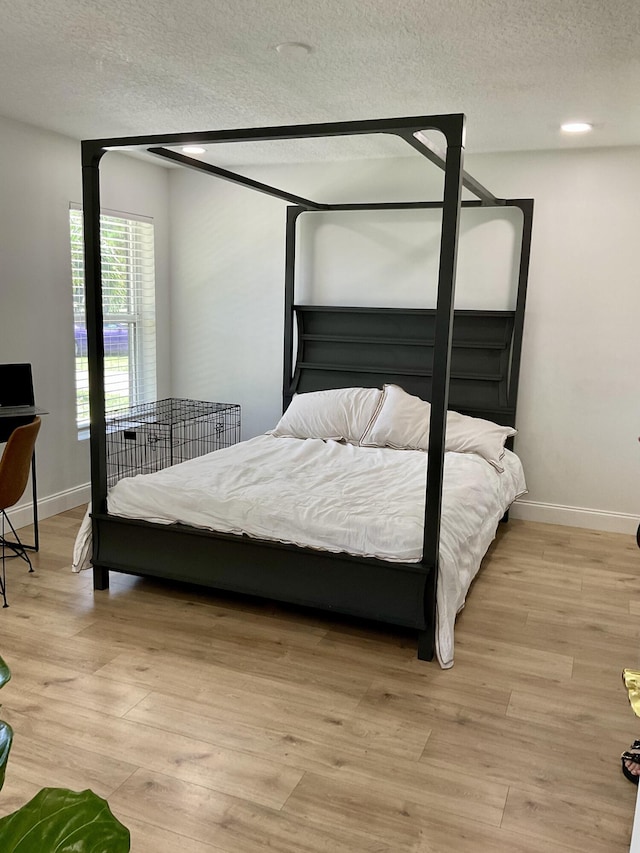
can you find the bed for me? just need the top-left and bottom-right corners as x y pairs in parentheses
(74, 398), (526, 667)
(77, 114), (534, 665)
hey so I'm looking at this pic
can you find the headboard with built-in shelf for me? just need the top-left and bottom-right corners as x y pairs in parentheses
(285, 305), (518, 427)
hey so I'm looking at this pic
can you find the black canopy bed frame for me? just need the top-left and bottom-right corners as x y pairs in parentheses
(81, 114), (533, 661)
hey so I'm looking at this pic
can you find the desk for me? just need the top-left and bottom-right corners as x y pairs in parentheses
(0, 406), (48, 551)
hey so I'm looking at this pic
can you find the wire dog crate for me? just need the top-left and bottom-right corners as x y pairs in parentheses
(105, 398), (241, 487)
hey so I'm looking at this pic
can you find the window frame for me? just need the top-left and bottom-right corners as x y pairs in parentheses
(70, 204), (157, 433)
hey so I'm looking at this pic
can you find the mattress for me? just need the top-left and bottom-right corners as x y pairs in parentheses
(73, 434), (526, 667)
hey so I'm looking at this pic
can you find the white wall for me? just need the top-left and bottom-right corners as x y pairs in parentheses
(168, 169), (286, 438)
(467, 146), (640, 532)
(169, 146), (640, 533)
(0, 114), (171, 525)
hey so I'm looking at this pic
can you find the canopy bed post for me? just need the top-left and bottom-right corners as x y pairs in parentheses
(81, 141), (109, 591)
(283, 206), (305, 409)
(506, 199), (534, 415)
(421, 119), (465, 655)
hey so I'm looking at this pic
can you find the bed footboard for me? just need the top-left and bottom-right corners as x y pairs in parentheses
(91, 513), (436, 652)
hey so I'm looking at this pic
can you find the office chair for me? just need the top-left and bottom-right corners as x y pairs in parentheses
(0, 417), (41, 607)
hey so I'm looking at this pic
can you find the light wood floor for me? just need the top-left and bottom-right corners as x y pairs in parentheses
(1, 508), (639, 852)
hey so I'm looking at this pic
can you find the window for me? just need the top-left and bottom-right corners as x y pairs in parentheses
(70, 207), (157, 430)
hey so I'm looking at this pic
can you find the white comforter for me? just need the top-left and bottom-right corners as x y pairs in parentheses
(73, 435), (526, 667)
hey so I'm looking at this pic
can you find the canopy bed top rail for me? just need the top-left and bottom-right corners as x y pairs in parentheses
(82, 113), (499, 208)
(146, 147), (331, 211)
(82, 113), (469, 149)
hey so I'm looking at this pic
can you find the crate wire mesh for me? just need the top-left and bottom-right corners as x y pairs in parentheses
(105, 398), (241, 487)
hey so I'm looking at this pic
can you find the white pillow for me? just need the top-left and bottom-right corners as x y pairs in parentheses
(445, 409), (517, 472)
(361, 384), (516, 471)
(361, 383), (431, 450)
(270, 387), (383, 444)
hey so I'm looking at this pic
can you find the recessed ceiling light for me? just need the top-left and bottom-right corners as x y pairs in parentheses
(560, 122), (593, 134)
(274, 42), (312, 57)
(182, 146), (206, 154)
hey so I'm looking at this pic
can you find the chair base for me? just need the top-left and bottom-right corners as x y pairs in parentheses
(1, 509), (34, 608)
(0, 535), (34, 569)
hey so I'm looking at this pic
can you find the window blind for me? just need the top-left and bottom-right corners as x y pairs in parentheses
(70, 207), (157, 428)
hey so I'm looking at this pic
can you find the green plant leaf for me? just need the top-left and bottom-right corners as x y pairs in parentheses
(0, 787), (130, 852)
(0, 721), (13, 793)
(0, 655), (10, 690)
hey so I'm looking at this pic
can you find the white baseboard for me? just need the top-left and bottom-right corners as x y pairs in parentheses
(9, 483), (90, 531)
(511, 498), (639, 535)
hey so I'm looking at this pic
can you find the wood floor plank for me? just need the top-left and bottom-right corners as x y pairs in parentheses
(523, 608), (640, 662)
(0, 773), (44, 817)
(116, 815), (229, 853)
(281, 768), (507, 845)
(6, 711), (137, 797)
(483, 553), (584, 592)
(0, 590), (97, 638)
(0, 690), (304, 810)
(93, 647), (368, 713)
(123, 688), (430, 771)
(80, 586), (330, 648)
(7, 657), (151, 717)
(507, 682), (635, 738)
(422, 704), (633, 808)
(0, 619), (138, 675)
(501, 785), (633, 853)
(452, 632), (574, 686)
(355, 672), (511, 727)
(109, 768), (394, 853)
(412, 816), (582, 853)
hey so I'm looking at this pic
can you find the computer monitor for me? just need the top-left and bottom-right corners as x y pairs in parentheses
(0, 363), (35, 407)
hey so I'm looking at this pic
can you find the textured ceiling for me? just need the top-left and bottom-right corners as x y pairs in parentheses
(0, 0), (639, 163)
